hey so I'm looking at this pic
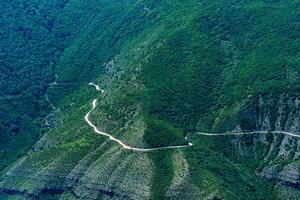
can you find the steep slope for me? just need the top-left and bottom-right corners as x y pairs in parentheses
(0, 0), (299, 199)
(0, 0), (68, 172)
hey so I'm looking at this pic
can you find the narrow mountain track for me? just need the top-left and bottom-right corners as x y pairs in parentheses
(85, 83), (192, 152)
(197, 131), (300, 138)
(45, 74), (58, 110)
(85, 83), (300, 152)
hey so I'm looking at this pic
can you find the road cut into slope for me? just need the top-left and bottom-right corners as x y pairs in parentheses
(197, 130), (300, 138)
(86, 83), (300, 152)
(85, 83), (192, 152)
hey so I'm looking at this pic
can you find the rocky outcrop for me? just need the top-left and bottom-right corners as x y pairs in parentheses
(279, 163), (300, 186)
(256, 95), (300, 133)
(259, 162), (300, 188)
(228, 95), (300, 194)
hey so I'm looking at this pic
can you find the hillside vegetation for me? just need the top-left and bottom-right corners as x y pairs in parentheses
(0, 0), (299, 199)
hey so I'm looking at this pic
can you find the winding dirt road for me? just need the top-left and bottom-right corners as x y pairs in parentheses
(85, 83), (300, 152)
(197, 130), (300, 138)
(85, 83), (192, 152)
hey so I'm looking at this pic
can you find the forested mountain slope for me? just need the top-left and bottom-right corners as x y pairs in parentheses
(0, 0), (299, 199)
(0, 0), (68, 172)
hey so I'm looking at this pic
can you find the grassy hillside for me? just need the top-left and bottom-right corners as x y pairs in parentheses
(0, 0), (299, 199)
